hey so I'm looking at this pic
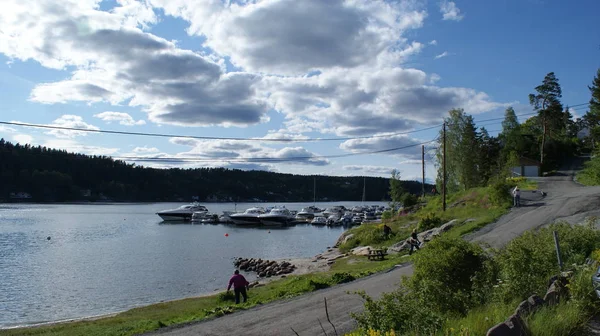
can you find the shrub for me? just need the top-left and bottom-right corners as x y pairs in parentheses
(350, 288), (443, 335)
(488, 178), (512, 207)
(410, 237), (498, 315)
(217, 291), (235, 302)
(569, 265), (600, 315)
(307, 279), (330, 290)
(330, 272), (356, 284)
(592, 249), (600, 263)
(417, 212), (442, 231)
(381, 210), (393, 221)
(401, 193), (418, 208)
(497, 223), (600, 302)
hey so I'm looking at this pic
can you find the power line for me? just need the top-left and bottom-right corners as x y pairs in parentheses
(115, 138), (439, 163)
(0, 120), (441, 143)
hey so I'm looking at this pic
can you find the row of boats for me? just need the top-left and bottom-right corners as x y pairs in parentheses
(156, 203), (386, 226)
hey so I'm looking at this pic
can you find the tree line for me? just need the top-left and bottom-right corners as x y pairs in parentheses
(434, 70), (600, 193)
(0, 139), (430, 202)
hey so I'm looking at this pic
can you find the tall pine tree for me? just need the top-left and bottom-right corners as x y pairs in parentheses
(584, 69), (600, 148)
(528, 72), (563, 165)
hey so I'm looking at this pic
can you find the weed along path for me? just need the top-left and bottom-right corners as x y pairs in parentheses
(146, 163), (600, 336)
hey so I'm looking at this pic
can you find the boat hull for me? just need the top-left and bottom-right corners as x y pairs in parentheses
(259, 216), (293, 226)
(158, 213), (193, 221)
(230, 216), (262, 225)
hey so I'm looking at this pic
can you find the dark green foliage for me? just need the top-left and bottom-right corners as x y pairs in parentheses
(330, 272), (356, 284)
(217, 291), (235, 302)
(350, 288), (443, 335)
(410, 237), (497, 315)
(497, 223), (600, 302)
(417, 212), (442, 231)
(578, 154), (600, 185)
(488, 178), (512, 207)
(307, 279), (330, 290)
(583, 69), (600, 148)
(400, 193), (418, 208)
(0, 139), (430, 202)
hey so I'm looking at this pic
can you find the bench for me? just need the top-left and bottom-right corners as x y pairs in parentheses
(367, 249), (387, 261)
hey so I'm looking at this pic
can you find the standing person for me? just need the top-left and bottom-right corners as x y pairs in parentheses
(383, 224), (392, 239)
(227, 270), (250, 304)
(512, 186), (521, 207)
(409, 229), (420, 255)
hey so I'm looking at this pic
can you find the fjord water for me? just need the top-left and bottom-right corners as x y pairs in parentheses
(0, 201), (383, 328)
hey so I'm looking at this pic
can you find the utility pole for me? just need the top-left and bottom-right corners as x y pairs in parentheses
(421, 145), (425, 198)
(442, 122), (447, 212)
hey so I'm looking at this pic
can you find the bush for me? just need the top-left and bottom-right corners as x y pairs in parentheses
(489, 178), (512, 207)
(350, 288), (443, 335)
(410, 237), (498, 315)
(401, 193), (418, 208)
(497, 223), (600, 302)
(330, 272), (356, 284)
(417, 212), (442, 231)
(569, 265), (600, 315)
(217, 291), (235, 302)
(381, 210), (393, 221)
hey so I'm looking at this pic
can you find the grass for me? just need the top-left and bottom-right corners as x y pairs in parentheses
(525, 302), (588, 336)
(440, 300), (518, 336)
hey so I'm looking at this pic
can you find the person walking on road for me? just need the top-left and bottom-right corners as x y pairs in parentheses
(227, 270), (250, 304)
(512, 186), (521, 207)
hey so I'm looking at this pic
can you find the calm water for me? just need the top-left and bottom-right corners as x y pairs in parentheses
(0, 201), (384, 328)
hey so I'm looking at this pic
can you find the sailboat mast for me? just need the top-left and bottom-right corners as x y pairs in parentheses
(313, 176), (316, 205)
(362, 177), (366, 203)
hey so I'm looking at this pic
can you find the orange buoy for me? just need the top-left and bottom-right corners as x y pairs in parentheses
(225, 233), (229, 237)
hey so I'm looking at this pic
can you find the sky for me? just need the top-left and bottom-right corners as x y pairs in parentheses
(0, 0), (599, 182)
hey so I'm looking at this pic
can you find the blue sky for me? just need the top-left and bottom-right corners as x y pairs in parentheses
(0, 0), (598, 181)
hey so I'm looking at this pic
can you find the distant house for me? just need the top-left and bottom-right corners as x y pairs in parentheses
(9, 192), (32, 199)
(510, 157), (541, 177)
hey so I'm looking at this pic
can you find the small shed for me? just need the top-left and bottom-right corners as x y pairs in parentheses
(510, 157), (541, 177)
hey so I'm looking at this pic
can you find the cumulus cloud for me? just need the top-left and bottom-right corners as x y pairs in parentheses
(45, 115), (99, 138)
(94, 112), (146, 126)
(340, 135), (425, 160)
(1, 0), (268, 127)
(132, 146), (160, 153)
(153, 0), (428, 75)
(439, 1), (464, 21)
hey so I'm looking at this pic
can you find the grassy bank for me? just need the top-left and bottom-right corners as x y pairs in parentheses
(577, 154), (600, 185)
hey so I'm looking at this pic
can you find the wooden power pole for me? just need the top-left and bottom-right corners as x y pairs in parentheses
(442, 122), (447, 212)
(421, 145), (425, 198)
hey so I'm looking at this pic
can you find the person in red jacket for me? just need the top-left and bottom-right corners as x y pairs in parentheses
(227, 270), (250, 304)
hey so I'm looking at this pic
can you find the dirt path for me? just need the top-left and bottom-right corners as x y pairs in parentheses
(144, 158), (600, 336)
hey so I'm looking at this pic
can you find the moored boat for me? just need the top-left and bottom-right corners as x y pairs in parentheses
(230, 207), (266, 225)
(156, 203), (208, 221)
(258, 207), (295, 226)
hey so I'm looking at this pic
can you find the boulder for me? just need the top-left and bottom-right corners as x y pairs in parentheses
(351, 246), (374, 256)
(513, 300), (532, 317)
(343, 234), (355, 244)
(387, 241), (410, 254)
(527, 295), (544, 311)
(439, 219), (458, 232)
(487, 314), (528, 336)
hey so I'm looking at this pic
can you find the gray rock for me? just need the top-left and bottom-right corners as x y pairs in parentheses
(343, 234), (355, 244)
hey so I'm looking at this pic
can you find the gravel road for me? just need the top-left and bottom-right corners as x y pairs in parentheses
(145, 157), (600, 336)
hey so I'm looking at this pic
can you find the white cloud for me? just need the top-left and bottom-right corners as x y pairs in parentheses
(132, 146), (159, 153)
(45, 115), (99, 138)
(439, 1), (464, 21)
(340, 134), (425, 160)
(0, 125), (17, 133)
(43, 139), (119, 156)
(343, 165), (395, 174)
(94, 111), (146, 126)
(13, 134), (33, 144)
(429, 40), (438, 45)
(152, 0), (428, 75)
(434, 51), (449, 59)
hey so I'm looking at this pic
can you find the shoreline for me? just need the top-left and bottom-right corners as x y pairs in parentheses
(0, 247), (346, 331)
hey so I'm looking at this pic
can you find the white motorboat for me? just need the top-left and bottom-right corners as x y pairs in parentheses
(322, 206), (344, 218)
(219, 211), (235, 223)
(156, 203), (208, 221)
(258, 207), (295, 226)
(295, 206), (321, 222)
(230, 207), (266, 225)
(311, 216), (328, 226)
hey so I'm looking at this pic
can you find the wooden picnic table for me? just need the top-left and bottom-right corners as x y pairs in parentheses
(367, 248), (387, 261)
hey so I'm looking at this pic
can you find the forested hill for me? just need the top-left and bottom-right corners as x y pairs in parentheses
(0, 139), (429, 202)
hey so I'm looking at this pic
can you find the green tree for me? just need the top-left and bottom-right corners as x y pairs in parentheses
(389, 169), (404, 206)
(583, 69), (600, 148)
(498, 107), (525, 161)
(436, 108), (482, 192)
(528, 72), (564, 165)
